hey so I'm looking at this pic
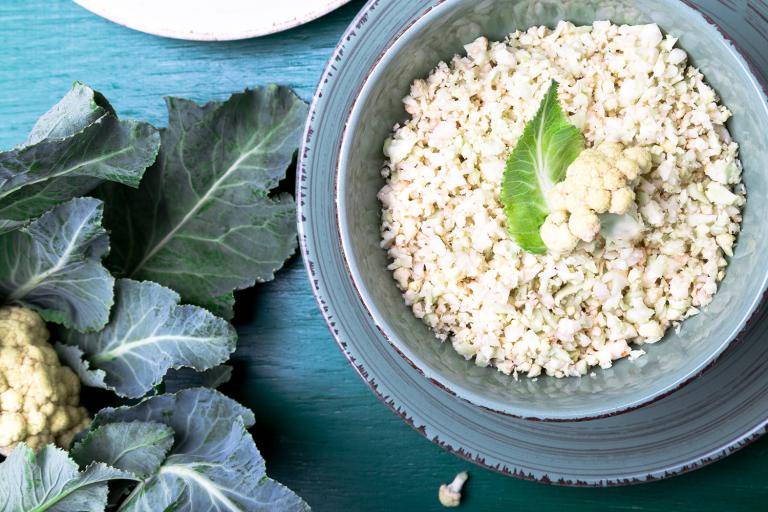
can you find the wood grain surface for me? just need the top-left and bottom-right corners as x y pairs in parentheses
(1, 1), (767, 510)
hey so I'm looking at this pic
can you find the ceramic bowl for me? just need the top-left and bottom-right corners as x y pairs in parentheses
(334, 0), (768, 420)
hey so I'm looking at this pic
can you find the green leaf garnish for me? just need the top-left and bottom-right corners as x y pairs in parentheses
(500, 80), (584, 253)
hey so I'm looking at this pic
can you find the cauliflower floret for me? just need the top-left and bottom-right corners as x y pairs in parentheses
(568, 208), (601, 242)
(0, 307), (90, 456)
(540, 211), (578, 253)
(541, 142), (653, 252)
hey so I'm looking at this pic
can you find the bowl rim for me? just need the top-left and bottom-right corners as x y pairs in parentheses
(331, 0), (768, 421)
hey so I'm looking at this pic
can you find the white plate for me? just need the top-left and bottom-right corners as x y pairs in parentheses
(74, 0), (353, 41)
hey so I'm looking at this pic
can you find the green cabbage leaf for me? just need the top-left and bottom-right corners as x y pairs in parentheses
(0, 83), (159, 233)
(57, 279), (236, 398)
(100, 86), (307, 319)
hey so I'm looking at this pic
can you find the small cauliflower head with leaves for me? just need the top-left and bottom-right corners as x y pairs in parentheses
(540, 142), (653, 253)
(0, 306), (90, 456)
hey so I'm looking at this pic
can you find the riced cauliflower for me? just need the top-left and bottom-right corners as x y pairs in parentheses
(0, 306), (90, 455)
(379, 21), (745, 378)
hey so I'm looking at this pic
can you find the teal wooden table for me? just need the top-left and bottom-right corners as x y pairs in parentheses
(1, 1), (767, 510)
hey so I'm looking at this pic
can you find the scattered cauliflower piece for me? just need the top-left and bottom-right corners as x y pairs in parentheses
(543, 142), (653, 252)
(0, 306), (90, 456)
(439, 471), (469, 508)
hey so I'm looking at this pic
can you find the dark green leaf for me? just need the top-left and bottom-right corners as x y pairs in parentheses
(0, 444), (135, 512)
(0, 83), (160, 230)
(89, 388), (310, 512)
(25, 82), (111, 145)
(100, 85), (307, 318)
(71, 422), (175, 479)
(163, 365), (233, 393)
(57, 279), (236, 398)
(0, 197), (114, 331)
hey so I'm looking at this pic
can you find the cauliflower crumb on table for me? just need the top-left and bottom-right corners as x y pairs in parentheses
(378, 21), (745, 378)
(0, 306), (90, 455)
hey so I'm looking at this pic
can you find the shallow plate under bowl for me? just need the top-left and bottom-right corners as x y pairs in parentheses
(299, 0), (768, 484)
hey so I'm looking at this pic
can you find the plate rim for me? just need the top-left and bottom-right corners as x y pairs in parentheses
(298, 0), (768, 486)
(72, 0), (353, 41)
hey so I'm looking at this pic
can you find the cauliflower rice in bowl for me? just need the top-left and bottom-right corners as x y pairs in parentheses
(378, 20), (745, 379)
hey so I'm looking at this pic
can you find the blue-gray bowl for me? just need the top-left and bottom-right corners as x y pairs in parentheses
(334, 0), (768, 420)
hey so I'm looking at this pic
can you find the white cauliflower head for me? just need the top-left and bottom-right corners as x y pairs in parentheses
(542, 142), (653, 252)
(0, 307), (90, 456)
